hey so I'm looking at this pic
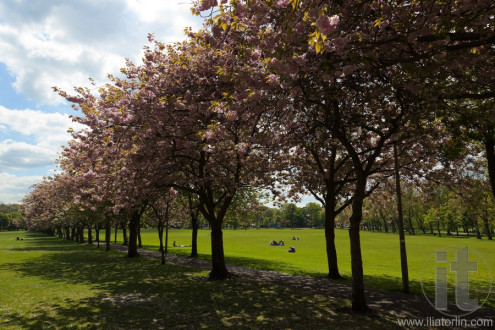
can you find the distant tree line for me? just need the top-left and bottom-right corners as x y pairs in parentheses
(0, 203), (26, 231)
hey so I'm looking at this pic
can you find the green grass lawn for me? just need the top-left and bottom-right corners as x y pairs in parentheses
(126, 228), (494, 308)
(0, 230), (396, 329)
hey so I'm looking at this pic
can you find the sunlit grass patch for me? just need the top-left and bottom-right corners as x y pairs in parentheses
(122, 227), (495, 308)
(1, 231), (398, 329)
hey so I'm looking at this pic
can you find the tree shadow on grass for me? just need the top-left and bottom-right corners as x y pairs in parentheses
(1, 236), (400, 329)
(139, 242), (495, 316)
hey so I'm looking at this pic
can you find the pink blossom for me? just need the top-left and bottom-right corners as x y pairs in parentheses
(370, 1), (380, 11)
(226, 111), (238, 121)
(175, 102), (186, 109)
(267, 74), (278, 85)
(66, 96), (84, 104)
(212, 24), (222, 39)
(237, 143), (249, 155)
(170, 188), (178, 195)
(308, 8), (318, 19)
(379, 20), (389, 29)
(283, 63), (298, 74)
(252, 49), (261, 60)
(275, 0), (290, 7)
(330, 36), (348, 55)
(199, 0), (217, 11)
(293, 54), (306, 66)
(316, 15), (339, 35)
(205, 131), (215, 139)
(342, 65), (357, 76)
(144, 52), (154, 61)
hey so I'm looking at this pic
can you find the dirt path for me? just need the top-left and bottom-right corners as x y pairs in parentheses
(103, 243), (494, 322)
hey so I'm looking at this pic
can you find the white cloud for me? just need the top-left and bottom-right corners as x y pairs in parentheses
(0, 1), (203, 203)
(0, 172), (43, 204)
(0, 140), (54, 170)
(0, 0), (202, 104)
(0, 106), (81, 171)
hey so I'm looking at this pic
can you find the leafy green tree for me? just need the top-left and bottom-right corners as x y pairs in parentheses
(303, 202), (324, 228)
(0, 213), (9, 231)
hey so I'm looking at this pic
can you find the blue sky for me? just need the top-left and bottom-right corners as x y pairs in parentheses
(0, 0), (203, 203)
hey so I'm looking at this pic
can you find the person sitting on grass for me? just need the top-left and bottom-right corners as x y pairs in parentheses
(174, 241), (192, 247)
(292, 235), (296, 240)
(268, 240), (278, 246)
(278, 240), (284, 246)
(288, 246), (296, 253)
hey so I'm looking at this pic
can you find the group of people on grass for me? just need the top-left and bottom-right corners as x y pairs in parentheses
(268, 237), (298, 253)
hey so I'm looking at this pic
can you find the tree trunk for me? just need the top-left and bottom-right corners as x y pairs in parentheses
(436, 220), (442, 237)
(324, 193), (342, 279)
(475, 222), (482, 239)
(158, 221), (164, 252)
(209, 220), (229, 279)
(71, 227), (76, 241)
(105, 220), (111, 251)
(161, 240), (166, 265)
(95, 226), (100, 248)
(65, 227), (71, 240)
(79, 226), (85, 243)
(483, 218), (493, 240)
(485, 137), (495, 199)
(122, 225), (128, 246)
(483, 194), (493, 240)
(380, 211), (388, 233)
(114, 225), (118, 244)
(394, 142), (409, 293)
(165, 200), (171, 254)
(159, 219), (165, 265)
(190, 210), (199, 257)
(88, 227), (92, 245)
(128, 210), (140, 257)
(138, 226), (142, 248)
(349, 219), (366, 312)
(348, 178), (368, 313)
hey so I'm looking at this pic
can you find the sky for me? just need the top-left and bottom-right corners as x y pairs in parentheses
(0, 0), (203, 204)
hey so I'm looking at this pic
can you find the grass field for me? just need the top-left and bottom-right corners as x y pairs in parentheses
(0, 231), (396, 329)
(128, 228), (495, 308)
